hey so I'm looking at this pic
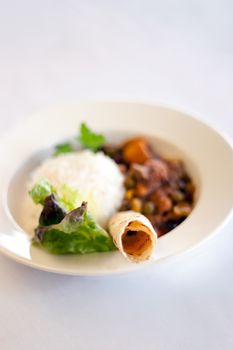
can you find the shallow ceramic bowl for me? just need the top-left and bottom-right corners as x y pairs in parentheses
(0, 102), (233, 275)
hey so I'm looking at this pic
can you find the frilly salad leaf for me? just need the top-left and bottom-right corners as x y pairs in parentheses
(29, 178), (56, 205)
(78, 123), (106, 152)
(29, 180), (79, 212)
(39, 193), (67, 226)
(59, 184), (80, 212)
(35, 202), (116, 254)
(29, 181), (116, 254)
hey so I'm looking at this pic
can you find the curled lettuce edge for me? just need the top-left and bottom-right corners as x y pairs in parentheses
(33, 201), (117, 255)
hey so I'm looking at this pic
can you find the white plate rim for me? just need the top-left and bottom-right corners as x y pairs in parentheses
(0, 99), (232, 276)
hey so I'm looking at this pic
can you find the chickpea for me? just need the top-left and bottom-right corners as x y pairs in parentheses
(130, 198), (142, 212)
(135, 183), (148, 197)
(157, 195), (172, 213)
(142, 201), (155, 215)
(170, 190), (184, 203)
(124, 177), (136, 189)
(173, 203), (192, 217)
(124, 189), (134, 200)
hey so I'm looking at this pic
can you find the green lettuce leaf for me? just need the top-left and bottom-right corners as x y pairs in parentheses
(29, 178), (56, 205)
(29, 180), (79, 212)
(59, 184), (80, 212)
(78, 123), (106, 152)
(35, 202), (116, 254)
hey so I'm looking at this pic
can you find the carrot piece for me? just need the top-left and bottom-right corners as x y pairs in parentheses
(123, 138), (151, 164)
(134, 183), (148, 197)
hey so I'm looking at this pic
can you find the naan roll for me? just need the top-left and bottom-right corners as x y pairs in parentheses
(108, 211), (157, 263)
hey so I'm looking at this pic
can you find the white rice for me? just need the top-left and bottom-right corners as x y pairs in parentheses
(22, 150), (124, 233)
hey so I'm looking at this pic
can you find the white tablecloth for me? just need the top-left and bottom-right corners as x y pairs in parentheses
(0, 1), (233, 349)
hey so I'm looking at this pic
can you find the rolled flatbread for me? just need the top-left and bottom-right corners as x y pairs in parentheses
(108, 211), (157, 263)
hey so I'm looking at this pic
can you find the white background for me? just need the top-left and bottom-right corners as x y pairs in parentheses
(0, 1), (233, 349)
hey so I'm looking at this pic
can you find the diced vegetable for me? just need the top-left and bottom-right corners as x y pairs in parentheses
(173, 202), (192, 217)
(124, 177), (136, 189)
(123, 138), (151, 164)
(151, 190), (172, 213)
(170, 190), (185, 203)
(130, 198), (142, 212)
(142, 201), (155, 215)
(124, 189), (134, 200)
(130, 163), (150, 180)
(145, 159), (169, 182)
(134, 183), (148, 197)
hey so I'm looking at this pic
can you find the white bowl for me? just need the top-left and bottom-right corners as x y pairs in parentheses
(0, 101), (233, 275)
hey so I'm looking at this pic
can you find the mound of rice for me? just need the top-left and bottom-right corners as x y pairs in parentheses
(23, 150), (124, 234)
